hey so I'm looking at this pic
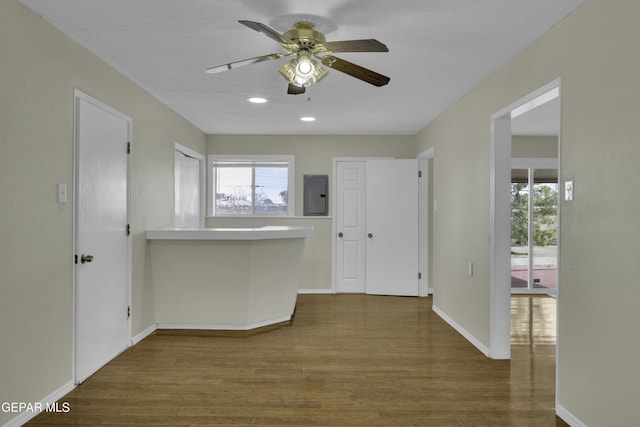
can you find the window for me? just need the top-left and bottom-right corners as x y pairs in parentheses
(208, 155), (294, 216)
(175, 144), (205, 228)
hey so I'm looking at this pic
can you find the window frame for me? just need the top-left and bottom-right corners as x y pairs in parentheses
(208, 154), (295, 217)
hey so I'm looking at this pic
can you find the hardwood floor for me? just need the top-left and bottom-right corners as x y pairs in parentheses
(28, 294), (566, 426)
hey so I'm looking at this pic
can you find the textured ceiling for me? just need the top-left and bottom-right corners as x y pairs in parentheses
(19, 0), (582, 135)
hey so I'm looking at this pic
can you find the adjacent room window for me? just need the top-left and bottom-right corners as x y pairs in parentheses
(208, 155), (294, 216)
(175, 144), (205, 228)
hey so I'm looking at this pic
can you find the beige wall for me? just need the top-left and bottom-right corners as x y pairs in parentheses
(0, 0), (205, 421)
(416, 0), (640, 424)
(512, 135), (558, 158)
(206, 135), (417, 291)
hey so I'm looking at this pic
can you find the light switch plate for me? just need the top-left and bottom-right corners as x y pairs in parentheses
(564, 180), (574, 201)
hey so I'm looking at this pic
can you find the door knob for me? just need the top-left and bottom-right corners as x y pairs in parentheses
(338, 232), (344, 237)
(80, 254), (94, 264)
(368, 233), (373, 238)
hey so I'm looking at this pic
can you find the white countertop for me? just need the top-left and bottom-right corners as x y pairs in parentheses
(146, 226), (313, 241)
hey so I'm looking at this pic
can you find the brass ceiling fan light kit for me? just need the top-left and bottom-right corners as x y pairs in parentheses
(206, 20), (390, 95)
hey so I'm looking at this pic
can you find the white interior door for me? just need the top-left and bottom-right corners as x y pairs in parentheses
(335, 161), (366, 293)
(365, 159), (419, 296)
(75, 93), (130, 383)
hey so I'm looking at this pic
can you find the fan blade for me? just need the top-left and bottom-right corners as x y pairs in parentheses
(287, 83), (306, 95)
(206, 53), (285, 74)
(239, 20), (297, 48)
(320, 56), (390, 87)
(318, 39), (388, 53)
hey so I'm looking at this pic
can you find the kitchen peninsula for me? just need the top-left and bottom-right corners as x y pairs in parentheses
(146, 226), (313, 330)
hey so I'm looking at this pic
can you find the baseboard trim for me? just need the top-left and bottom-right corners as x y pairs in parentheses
(3, 381), (75, 427)
(298, 289), (334, 294)
(132, 323), (158, 345)
(157, 315), (291, 331)
(556, 404), (587, 427)
(432, 304), (490, 357)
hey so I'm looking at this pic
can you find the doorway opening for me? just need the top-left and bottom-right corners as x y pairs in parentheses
(418, 148), (434, 296)
(490, 79), (561, 360)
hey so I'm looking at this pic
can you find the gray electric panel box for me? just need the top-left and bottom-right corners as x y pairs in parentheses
(303, 175), (328, 216)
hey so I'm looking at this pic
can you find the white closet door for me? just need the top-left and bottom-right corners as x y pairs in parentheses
(365, 159), (419, 296)
(335, 161), (367, 293)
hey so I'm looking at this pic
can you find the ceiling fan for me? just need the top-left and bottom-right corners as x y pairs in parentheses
(206, 20), (390, 95)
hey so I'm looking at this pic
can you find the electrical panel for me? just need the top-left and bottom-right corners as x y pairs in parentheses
(303, 175), (328, 216)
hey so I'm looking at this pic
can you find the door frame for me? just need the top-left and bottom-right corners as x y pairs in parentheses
(489, 78), (561, 360)
(174, 142), (206, 228)
(332, 156), (425, 296)
(418, 148), (434, 296)
(72, 89), (133, 383)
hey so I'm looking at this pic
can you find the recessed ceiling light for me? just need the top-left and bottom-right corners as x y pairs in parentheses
(300, 116), (316, 122)
(248, 97), (267, 104)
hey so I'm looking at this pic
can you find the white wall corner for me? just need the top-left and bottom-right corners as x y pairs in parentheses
(132, 323), (158, 345)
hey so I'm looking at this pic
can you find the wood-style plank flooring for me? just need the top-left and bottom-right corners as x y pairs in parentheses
(28, 295), (565, 426)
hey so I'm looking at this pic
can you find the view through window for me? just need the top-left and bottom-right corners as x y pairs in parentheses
(209, 156), (294, 216)
(511, 167), (558, 292)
